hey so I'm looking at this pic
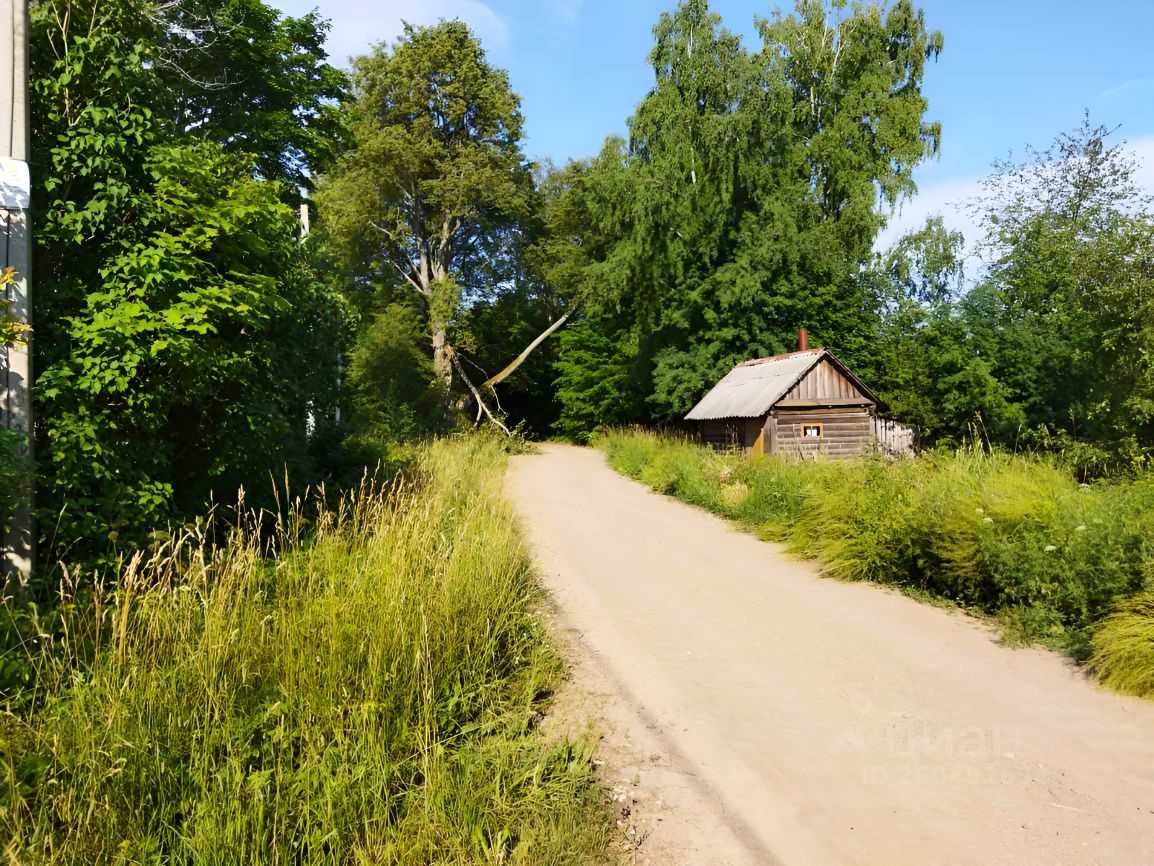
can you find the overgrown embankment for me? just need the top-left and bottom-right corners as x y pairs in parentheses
(1, 437), (608, 863)
(601, 430), (1154, 699)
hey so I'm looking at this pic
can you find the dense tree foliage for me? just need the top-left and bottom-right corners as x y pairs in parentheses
(22, 0), (1154, 573)
(974, 121), (1154, 469)
(870, 120), (1154, 473)
(543, 0), (943, 434)
(317, 21), (534, 407)
(866, 216), (1023, 444)
(29, 0), (348, 566)
(158, 0), (348, 192)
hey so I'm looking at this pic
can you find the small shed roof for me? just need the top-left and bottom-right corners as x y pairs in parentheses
(684, 349), (876, 421)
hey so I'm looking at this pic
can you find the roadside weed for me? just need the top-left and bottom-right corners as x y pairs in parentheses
(0, 437), (609, 863)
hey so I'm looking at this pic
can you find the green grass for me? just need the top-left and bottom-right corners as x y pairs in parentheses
(1091, 590), (1154, 699)
(0, 436), (610, 864)
(600, 429), (1154, 696)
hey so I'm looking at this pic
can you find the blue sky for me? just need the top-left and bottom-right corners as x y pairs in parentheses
(273, 0), (1154, 247)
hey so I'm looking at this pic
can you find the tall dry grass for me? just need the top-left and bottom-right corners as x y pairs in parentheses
(601, 429), (1154, 697)
(1091, 591), (1154, 699)
(0, 436), (608, 864)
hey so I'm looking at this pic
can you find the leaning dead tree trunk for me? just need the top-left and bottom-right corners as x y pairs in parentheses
(449, 303), (580, 435)
(480, 305), (578, 391)
(450, 350), (511, 436)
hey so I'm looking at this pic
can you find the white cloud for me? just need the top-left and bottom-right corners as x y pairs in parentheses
(273, 0), (510, 67)
(1099, 77), (1154, 101)
(877, 136), (1154, 277)
(876, 175), (985, 255)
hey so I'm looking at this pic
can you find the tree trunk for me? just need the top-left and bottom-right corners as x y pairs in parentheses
(431, 323), (452, 393)
(481, 305), (579, 390)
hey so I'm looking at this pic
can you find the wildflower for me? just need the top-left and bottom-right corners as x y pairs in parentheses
(1044, 544), (1058, 553)
(1075, 525), (1086, 532)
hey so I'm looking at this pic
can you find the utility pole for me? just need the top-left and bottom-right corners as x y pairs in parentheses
(1, 0), (32, 589)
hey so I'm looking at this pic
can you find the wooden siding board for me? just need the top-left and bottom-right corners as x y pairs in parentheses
(777, 425), (871, 434)
(775, 398), (874, 408)
(774, 408), (874, 418)
(779, 430), (871, 439)
(778, 418), (871, 424)
(777, 427), (871, 436)
(774, 413), (873, 423)
(777, 441), (871, 450)
(781, 359), (874, 405)
(774, 431), (870, 437)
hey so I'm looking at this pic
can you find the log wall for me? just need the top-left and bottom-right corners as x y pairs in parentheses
(769, 408), (874, 459)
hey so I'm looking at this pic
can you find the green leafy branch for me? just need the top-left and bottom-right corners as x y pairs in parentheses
(0, 268), (31, 350)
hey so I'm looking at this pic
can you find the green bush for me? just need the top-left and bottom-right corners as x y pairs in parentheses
(1, 437), (608, 863)
(600, 429), (1154, 686)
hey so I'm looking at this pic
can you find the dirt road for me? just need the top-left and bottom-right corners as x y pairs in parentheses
(508, 444), (1154, 866)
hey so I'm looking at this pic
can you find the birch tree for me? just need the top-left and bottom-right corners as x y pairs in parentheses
(552, 0), (944, 427)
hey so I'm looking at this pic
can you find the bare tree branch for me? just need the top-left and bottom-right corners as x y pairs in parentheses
(450, 350), (511, 436)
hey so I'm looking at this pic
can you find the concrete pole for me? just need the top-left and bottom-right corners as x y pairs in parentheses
(1, 0), (33, 589)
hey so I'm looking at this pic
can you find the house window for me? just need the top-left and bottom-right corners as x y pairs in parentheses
(802, 423), (823, 438)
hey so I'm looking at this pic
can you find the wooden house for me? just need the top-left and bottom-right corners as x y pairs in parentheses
(685, 330), (909, 459)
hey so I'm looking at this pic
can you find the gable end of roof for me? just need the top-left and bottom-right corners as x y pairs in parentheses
(684, 348), (879, 421)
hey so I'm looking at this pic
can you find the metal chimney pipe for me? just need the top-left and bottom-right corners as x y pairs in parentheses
(798, 328), (809, 351)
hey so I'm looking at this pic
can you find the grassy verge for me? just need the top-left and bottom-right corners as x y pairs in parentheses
(600, 429), (1154, 698)
(1, 436), (609, 864)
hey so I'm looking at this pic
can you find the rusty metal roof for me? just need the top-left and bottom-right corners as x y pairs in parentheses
(684, 349), (832, 421)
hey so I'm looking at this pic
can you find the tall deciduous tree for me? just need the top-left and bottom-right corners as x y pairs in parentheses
(759, 0), (942, 256)
(968, 119), (1154, 470)
(30, 0), (349, 567)
(534, 144), (644, 439)
(318, 21), (533, 394)
(867, 217), (1022, 444)
(157, 0), (348, 192)
(549, 0), (943, 431)
(866, 120), (1154, 468)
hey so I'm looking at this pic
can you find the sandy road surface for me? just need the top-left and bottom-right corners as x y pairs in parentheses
(508, 444), (1154, 866)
